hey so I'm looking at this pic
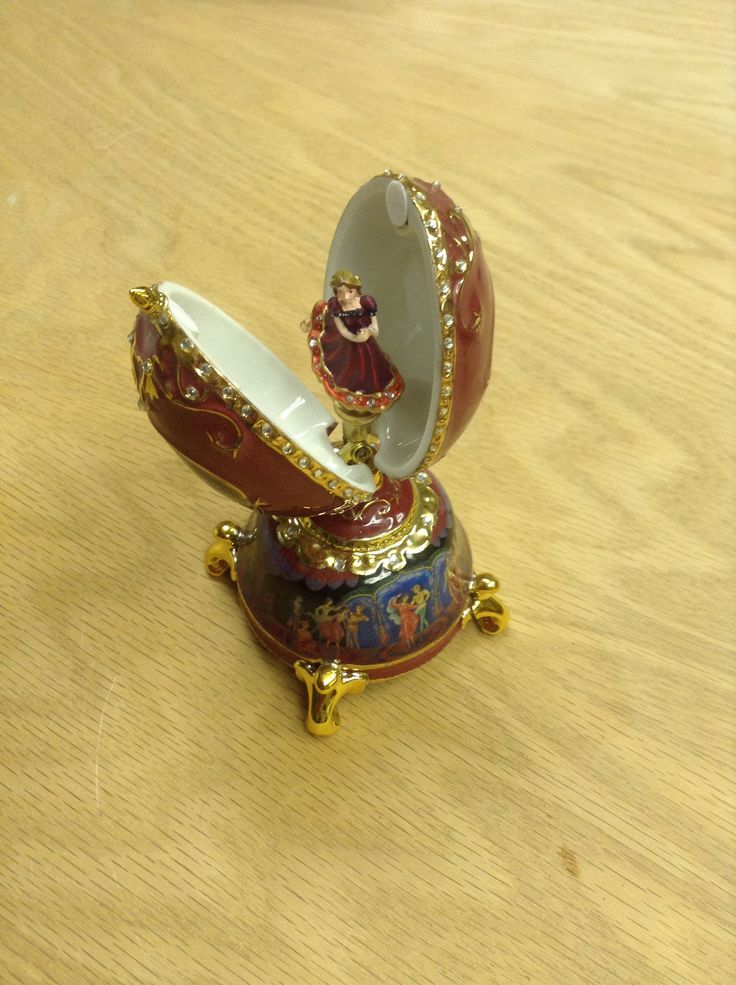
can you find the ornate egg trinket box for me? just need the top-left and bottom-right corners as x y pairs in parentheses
(129, 171), (508, 735)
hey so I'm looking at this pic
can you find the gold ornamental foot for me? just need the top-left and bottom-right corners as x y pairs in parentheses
(204, 521), (253, 580)
(462, 572), (510, 635)
(294, 659), (369, 736)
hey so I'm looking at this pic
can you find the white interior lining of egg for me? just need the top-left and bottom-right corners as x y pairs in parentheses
(159, 281), (376, 494)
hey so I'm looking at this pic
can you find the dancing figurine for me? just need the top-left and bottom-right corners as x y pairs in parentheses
(307, 270), (404, 467)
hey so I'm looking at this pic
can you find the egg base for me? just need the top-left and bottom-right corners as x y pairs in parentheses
(205, 476), (508, 735)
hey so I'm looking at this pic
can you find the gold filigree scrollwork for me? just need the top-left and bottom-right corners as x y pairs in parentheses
(204, 521), (254, 580)
(462, 573), (509, 635)
(132, 352), (161, 406)
(293, 659), (368, 736)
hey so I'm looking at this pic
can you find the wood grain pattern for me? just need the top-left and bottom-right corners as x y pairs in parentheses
(1, 1), (733, 983)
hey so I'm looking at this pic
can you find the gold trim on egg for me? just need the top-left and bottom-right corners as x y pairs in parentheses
(380, 172), (458, 469)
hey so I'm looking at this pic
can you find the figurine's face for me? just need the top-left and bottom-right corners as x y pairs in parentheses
(335, 283), (359, 305)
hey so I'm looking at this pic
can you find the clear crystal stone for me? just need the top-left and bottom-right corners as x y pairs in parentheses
(425, 219), (437, 232)
(298, 456), (309, 468)
(180, 338), (194, 352)
(221, 386), (235, 402)
(431, 180), (441, 189)
(346, 394), (354, 404)
(334, 558), (347, 571)
(282, 442), (293, 455)
(439, 282), (450, 296)
(443, 361), (452, 375)
(416, 470), (428, 483)
(442, 384), (452, 397)
(454, 206), (463, 216)
(313, 469), (323, 478)
(415, 191), (426, 202)
(127, 332), (134, 344)
(197, 363), (213, 378)
(328, 479), (338, 489)
(434, 248), (447, 266)
(443, 337), (454, 350)
(260, 423), (273, 438)
(439, 407), (448, 418)
(239, 403), (252, 418)
(184, 386), (199, 401)
(308, 339), (318, 349)
(142, 359), (153, 373)
(455, 259), (468, 273)
(443, 313), (455, 328)
(367, 398), (376, 408)
(385, 391), (394, 400)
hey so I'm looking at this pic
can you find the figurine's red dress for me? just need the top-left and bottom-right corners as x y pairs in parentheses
(308, 294), (404, 411)
(321, 295), (395, 393)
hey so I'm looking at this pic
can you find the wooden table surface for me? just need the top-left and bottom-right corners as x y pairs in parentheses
(1, 2), (733, 983)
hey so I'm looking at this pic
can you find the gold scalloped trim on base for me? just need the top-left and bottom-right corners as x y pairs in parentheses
(274, 476), (439, 578)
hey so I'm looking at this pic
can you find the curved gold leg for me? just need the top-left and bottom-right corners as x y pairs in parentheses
(204, 521), (253, 580)
(294, 659), (369, 736)
(462, 572), (509, 635)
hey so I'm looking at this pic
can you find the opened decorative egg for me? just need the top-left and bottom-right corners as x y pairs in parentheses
(129, 171), (508, 735)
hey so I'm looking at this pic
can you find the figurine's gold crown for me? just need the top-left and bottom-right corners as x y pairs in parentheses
(329, 269), (361, 291)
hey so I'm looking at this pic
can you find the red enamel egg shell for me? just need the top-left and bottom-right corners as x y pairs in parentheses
(325, 172), (495, 477)
(130, 282), (376, 517)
